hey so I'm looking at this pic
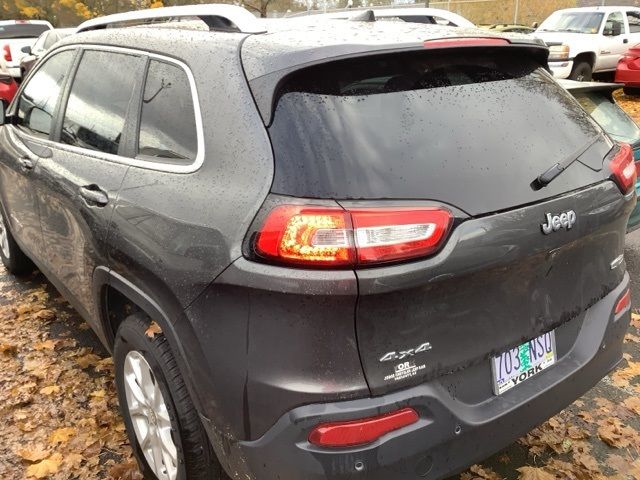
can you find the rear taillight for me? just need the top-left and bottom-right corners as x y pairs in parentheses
(609, 143), (636, 194)
(254, 206), (453, 267)
(615, 288), (631, 315)
(308, 408), (419, 448)
(2, 45), (11, 62)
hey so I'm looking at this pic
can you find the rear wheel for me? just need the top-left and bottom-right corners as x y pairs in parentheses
(569, 61), (592, 82)
(0, 205), (34, 274)
(114, 314), (224, 480)
(624, 87), (640, 96)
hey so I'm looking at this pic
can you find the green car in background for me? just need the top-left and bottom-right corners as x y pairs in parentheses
(560, 80), (640, 232)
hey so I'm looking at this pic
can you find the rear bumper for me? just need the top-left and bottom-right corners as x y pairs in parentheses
(549, 60), (573, 79)
(615, 63), (640, 87)
(226, 273), (630, 480)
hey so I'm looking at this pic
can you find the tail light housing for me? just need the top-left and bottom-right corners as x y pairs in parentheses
(308, 408), (419, 448)
(2, 45), (11, 63)
(254, 205), (453, 267)
(609, 143), (636, 194)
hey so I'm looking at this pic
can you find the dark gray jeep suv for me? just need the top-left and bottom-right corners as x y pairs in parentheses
(0, 5), (635, 480)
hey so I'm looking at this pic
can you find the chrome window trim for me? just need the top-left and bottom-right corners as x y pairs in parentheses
(10, 43), (205, 174)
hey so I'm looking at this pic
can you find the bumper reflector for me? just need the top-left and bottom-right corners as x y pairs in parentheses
(308, 407), (419, 448)
(615, 288), (631, 315)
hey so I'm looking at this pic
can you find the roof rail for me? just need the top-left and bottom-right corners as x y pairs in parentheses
(76, 4), (266, 34)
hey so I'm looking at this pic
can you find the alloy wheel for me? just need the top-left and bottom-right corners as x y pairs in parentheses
(123, 351), (178, 480)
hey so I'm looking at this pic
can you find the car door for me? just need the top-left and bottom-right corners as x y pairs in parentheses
(0, 49), (75, 261)
(36, 48), (145, 323)
(598, 11), (628, 71)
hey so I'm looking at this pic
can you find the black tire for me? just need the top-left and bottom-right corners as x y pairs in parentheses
(0, 204), (34, 275)
(569, 61), (593, 82)
(624, 87), (640, 96)
(114, 314), (224, 480)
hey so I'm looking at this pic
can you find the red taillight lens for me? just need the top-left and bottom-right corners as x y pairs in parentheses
(2, 45), (11, 62)
(255, 206), (354, 266)
(254, 206), (453, 267)
(609, 143), (636, 194)
(308, 408), (419, 448)
(615, 288), (631, 315)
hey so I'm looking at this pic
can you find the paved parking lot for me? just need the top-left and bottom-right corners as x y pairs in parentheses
(2, 97), (640, 480)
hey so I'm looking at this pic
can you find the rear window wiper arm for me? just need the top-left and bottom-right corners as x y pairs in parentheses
(531, 137), (599, 190)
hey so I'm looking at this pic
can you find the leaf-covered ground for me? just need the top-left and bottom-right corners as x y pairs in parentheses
(0, 266), (141, 479)
(3, 93), (640, 479)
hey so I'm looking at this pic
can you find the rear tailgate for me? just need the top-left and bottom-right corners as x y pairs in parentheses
(264, 45), (634, 395)
(351, 181), (630, 394)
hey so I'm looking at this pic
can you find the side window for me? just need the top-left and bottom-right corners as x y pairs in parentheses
(137, 60), (198, 162)
(61, 50), (140, 155)
(627, 11), (640, 33)
(16, 50), (74, 138)
(604, 12), (626, 35)
(43, 32), (57, 50)
(31, 33), (47, 52)
(433, 16), (456, 26)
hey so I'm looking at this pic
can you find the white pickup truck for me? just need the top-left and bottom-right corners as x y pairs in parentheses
(536, 6), (640, 81)
(0, 20), (52, 78)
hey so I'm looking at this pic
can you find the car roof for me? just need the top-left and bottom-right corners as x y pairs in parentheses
(65, 14), (544, 78)
(0, 20), (53, 27)
(288, 7), (474, 26)
(551, 6), (640, 14)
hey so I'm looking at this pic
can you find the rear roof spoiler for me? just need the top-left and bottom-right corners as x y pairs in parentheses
(76, 4), (266, 34)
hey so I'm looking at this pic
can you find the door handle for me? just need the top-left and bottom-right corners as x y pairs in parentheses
(624, 38), (629, 43)
(79, 185), (108, 207)
(18, 157), (34, 171)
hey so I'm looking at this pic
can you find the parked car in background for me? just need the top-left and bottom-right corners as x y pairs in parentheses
(480, 23), (536, 34)
(0, 5), (635, 480)
(536, 6), (640, 81)
(615, 43), (640, 94)
(287, 7), (474, 27)
(0, 20), (52, 79)
(560, 79), (640, 231)
(0, 72), (18, 107)
(19, 28), (75, 78)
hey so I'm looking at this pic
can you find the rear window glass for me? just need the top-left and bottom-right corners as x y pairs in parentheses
(0, 24), (49, 39)
(268, 50), (607, 210)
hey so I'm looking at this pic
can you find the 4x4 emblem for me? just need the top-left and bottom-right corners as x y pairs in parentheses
(379, 342), (432, 362)
(541, 210), (576, 234)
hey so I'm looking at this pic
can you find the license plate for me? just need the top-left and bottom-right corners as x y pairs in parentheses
(491, 331), (556, 395)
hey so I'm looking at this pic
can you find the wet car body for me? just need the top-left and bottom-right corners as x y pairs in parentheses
(0, 8), (635, 480)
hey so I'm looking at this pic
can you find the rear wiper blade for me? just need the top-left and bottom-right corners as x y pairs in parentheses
(531, 137), (599, 190)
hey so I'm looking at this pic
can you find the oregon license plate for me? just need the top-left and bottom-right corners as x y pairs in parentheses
(491, 331), (556, 395)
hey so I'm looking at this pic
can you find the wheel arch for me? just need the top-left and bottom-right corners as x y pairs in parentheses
(92, 266), (208, 415)
(574, 51), (596, 69)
